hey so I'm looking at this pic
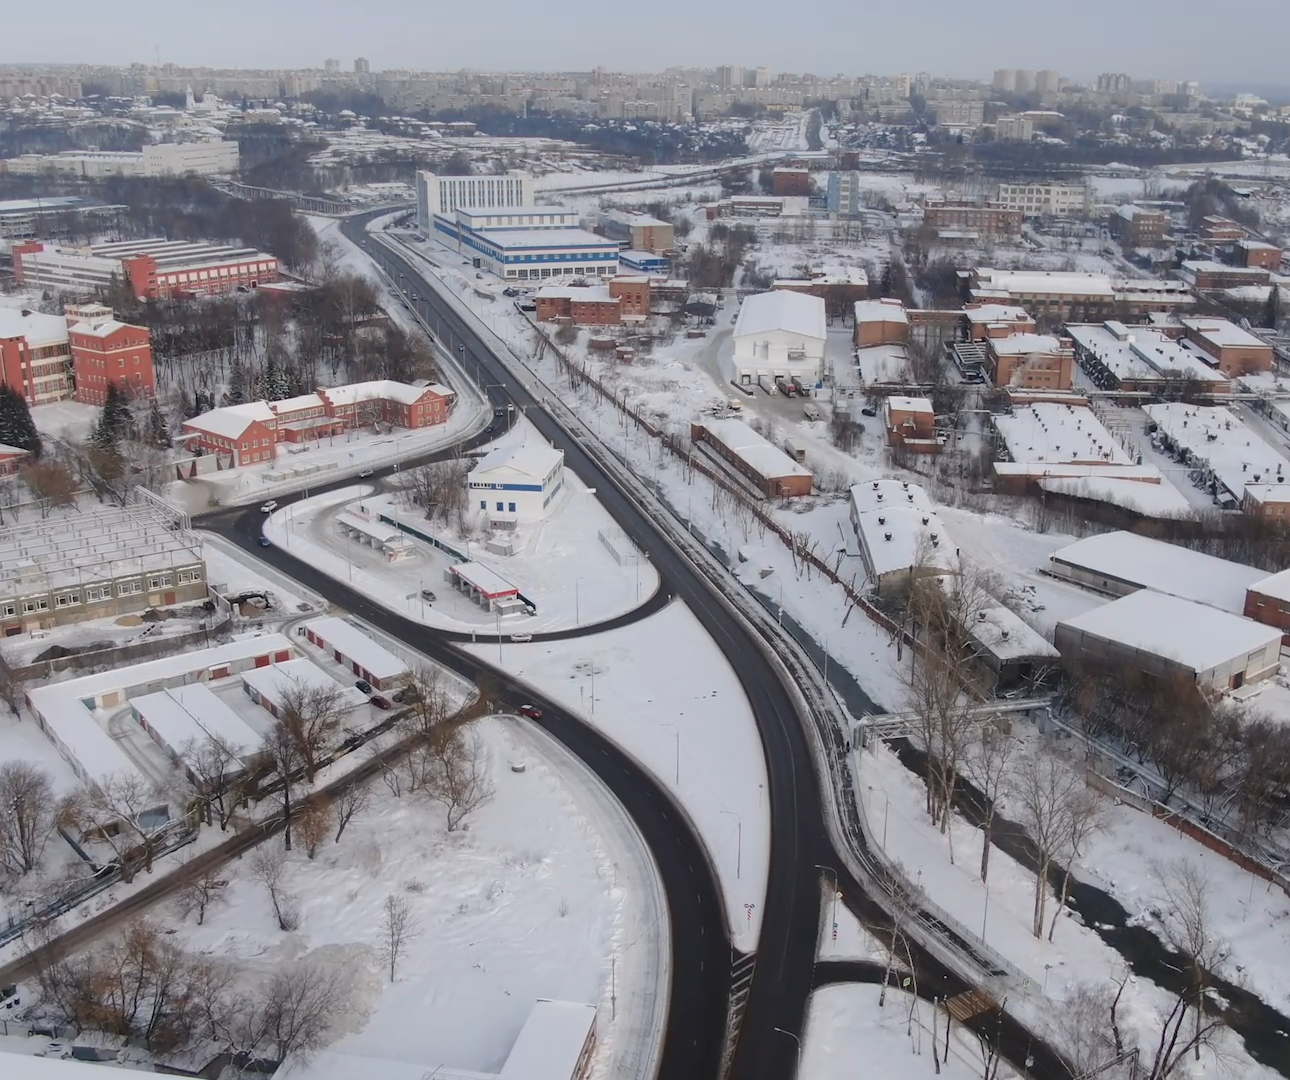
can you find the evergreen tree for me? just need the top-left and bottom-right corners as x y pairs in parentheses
(0, 382), (41, 458)
(145, 398), (172, 449)
(1266, 285), (1282, 330)
(227, 356), (248, 405)
(880, 262), (894, 297)
(90, 382), (135, 450)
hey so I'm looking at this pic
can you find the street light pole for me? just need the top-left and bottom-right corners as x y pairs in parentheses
(773, 1027), (802, 1074)
(721, 810), (742, 879)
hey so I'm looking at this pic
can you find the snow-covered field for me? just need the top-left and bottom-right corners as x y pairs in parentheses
(466, 601), (769, 951)
(802, 984), (1009, 1080)
(174, 715), (662, 1080)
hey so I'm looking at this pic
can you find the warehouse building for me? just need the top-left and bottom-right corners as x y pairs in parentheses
(731, 290), (827, 388)
(241, 658), (368, 719)
(848, 479), (956, 596)
(132, 683), (266, 781)
(302, 616), (408, 691)
(599, 210), (675, 253)
(432, 209), (620, 280)
(0, 501), (206, 636)
(13, 238), (280, 300)
(467, 442), (566, 525)
(1054, 590), (1281, 691)
(1067, 321), (1230, 393)
(690, 418), (813, 498)
(0, 196), (127, 239)
(853, 298), (908, 347)
(1047, 530), (1263, 613)
(967, 604), (1060, 691)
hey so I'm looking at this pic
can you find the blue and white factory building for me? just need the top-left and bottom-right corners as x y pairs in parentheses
(430, 204), (620, 281)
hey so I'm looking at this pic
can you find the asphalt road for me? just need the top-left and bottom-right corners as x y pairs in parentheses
(337, 211), (829, 1079)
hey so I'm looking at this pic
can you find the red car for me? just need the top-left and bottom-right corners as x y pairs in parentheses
(518, 704), (543, 719)
(370, 694), (392, 710)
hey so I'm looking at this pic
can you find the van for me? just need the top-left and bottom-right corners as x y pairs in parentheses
(728, 398), (743, 411)
(802, 402), (820, 422)
(783, 439), (806, 463)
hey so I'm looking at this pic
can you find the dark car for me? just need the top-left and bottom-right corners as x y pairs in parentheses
(355, 679), (374, 695)
(860, 406), (877, 417)
(258, 536), (272, 547)
(518, 704), (543, 719)
(370, 694), (392, 710)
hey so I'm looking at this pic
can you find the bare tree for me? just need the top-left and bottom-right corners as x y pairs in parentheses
(65, 772), (166, 881)
(0, 761), (57, 875)
(265, 718), (306, 851)
(0, 650), (27, 718)
(250, 845), (298, 931)
(378, 892), (420, 982)
(296, 800), (331, 860)
(1011, 747), (1086, 939)
(238, 961), (346, 1066)
(961, 719), (1014, 884)
(181, 734), (245, 832)
(20, 459), (78, 519)
(175, 863), (228, 926)
(1048, 783), (1103, 942)
(278, 682), (348, 783)
(1047, 977), (1136, 1080)
(422, 725), (494, 831)
(1144, 859), (1228, 1079)
(332, 781), (373, 844)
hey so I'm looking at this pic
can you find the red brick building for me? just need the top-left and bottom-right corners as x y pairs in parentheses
(884, 395), (939, 453)
(1181, 316), (1275, 376)
(922, 198), (1023, 237)
(772, 167), (811, 196)
(535, 279), (652, 325)
(0, 444), (30, 476)
(853, 298), (909, 347)
(1109, 204), (1168, 247)
(609, 276), (651, 319)
(1201, 216), (1245, 242)
(1244, 568), (1290, 644)
(1237, 240), (1284, 271)
(67, 310), (155, 406)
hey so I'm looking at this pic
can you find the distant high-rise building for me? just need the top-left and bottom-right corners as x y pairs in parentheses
(717, 65), (744, 91)
(1097, 72), (1133, 96)
(992, 69), (1017, 93)
(323, 59), (340, 75)
(1034, 70), (1060, 95)
(354, 58), (370, 75)
(1014, 69), (1035, 94)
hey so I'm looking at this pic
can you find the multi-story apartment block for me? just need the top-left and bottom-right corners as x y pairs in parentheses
(995, 115), (1034, 141)
(827, 171), (864, 217)
(1110, 204), (1168, 247)
(922, 198), (1023, 237)
(2, 140), (239, 179)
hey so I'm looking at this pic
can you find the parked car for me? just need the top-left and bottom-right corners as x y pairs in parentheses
(420, 589), (437, 602)
(370, 694), (392, 710)
(36, 1041), (70, 1059)
(258, 536), (272, 548)
(510, 632), (533, 643)
(260, 500), (278, 513)
(860, 406), (877, 417)
(355, 679), (374, 695)
(518, 704), (543, 719)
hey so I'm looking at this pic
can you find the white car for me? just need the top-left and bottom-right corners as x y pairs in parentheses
(260, 501), (278, 513)
(36, 1041), (70, 1059)
(510, 633), (533, 643)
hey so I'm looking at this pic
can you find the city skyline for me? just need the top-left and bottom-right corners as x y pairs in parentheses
(2, 0), (1287, 86)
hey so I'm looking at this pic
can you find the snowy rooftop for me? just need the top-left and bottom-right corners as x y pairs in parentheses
(733, 290), (827, 342)
(320, 379), (453, 407)
(697, 417), (811, 479)
(1249, 568), (1290, 604)
(849, 478), (931, 515)
(1056, 590), (1280, 676)
(854, 344), (910, 385)
(132, 683), (263, 758)
(496, 999), (597, 1080)
(853, 298), (907, 324)
(972, 268), (1115, 298)
(968, 604), (1060, 662)
(241, 658), (367, 711)
(479, 228), (616, 251)
(988, 333), (1065, 356)
(963, 303), (1032, 326)
(1037, 475), (1193, 518)
(1180, 317), (1271, 351)
(183, 400), (276, 439)
(535, 284), (613, 302)
(854, 504), (956, 579)
(993, 403), (1131, 466)
(469, 442), (564, 482)
(1049, 530), (1264, 613)
(1066, 323), (1228, 383)
(886, 395), (933, 413)
(67, 318), (131, 339)
(1143, 402), (1290, 500)
(270, 393), (326, 415)
(0, 307), (68, 347)
(451, 561), (519, 598)
(304, 615), (408, 681)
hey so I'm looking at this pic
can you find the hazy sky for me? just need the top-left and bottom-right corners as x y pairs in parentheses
(4, 0), (1287, 86)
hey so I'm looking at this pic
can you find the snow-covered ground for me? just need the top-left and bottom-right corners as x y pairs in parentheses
(201, 534), (325, 615)
(30, 399), (100, 443)
(263, 437), (660, 634)
(802, 984), (1011, 1080)
(466, 601), (770, 951)
(172, 715), (663, 1080)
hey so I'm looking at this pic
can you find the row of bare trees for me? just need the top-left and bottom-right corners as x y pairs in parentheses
(31, 917), (346, 1064)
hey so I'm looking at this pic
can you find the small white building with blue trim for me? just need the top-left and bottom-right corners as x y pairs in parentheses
(467, 442), (566, 525)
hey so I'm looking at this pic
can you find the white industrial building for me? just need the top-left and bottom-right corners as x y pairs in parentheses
(240, 658), (368, 718)
(1054, 590), (1282, 691)
(467, 442), (566, 525)
(1047, 530), (1264, 613)
(416, 170), (534, 234)
(430, 204), (619, 280)
(848, 479), (956, 595)
(132, 683), (265, 779)
(3, 140), (239, 179)
(731, 290), (827, 387)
